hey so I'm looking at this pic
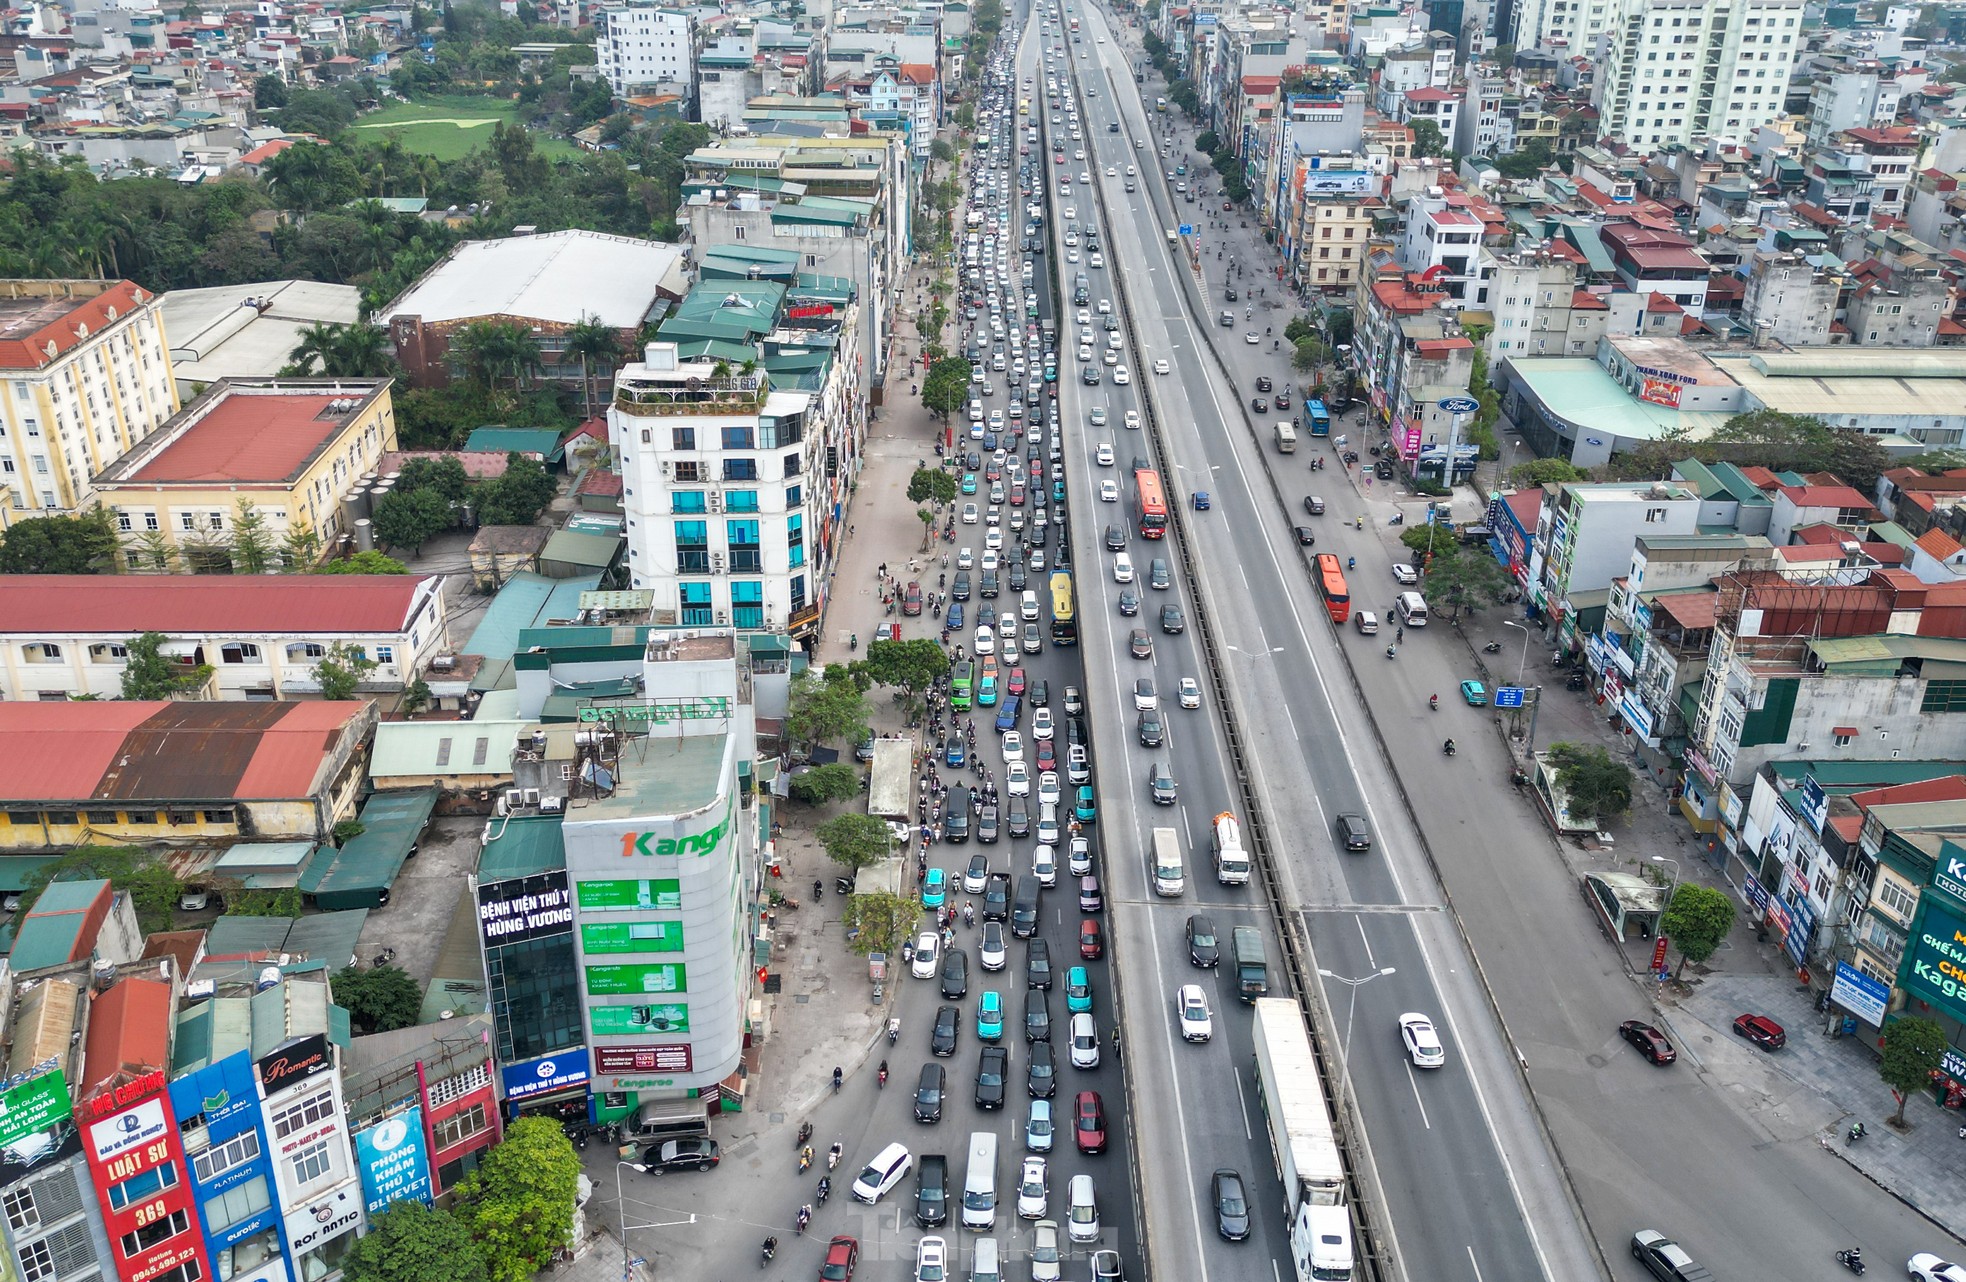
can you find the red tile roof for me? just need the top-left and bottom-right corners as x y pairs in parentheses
(238, 138), (296, 166)
(1405, 85), (1455, 102)
(1916, 527), (1964, 561)
(130, 392), (355, 484)
(0, 575), (432, 635)
(1571, 290), (1608, 310)
(1780, 484), (1874, 511)
(81, 977), (174, 1101)
(0, 281), (153, 373)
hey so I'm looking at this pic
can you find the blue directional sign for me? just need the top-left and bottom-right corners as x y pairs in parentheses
(1437, 395), (1481, 415)
(1494, 686), (1526, 708)
(1178, 224), (1193, 237)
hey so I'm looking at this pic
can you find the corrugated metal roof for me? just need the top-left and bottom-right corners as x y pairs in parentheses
(0, 575), (432, 636)
(8, 979), (81, 1076)
(477, 815), (565, 882)
(462, 571), (602, 663)
(201, 911), (368, 973)
(0, 855), (59, 893)
(464, 427), (564, 457)
(370, 719), (527, 780)
(81, 976), (173, 1098)
(299, 790), (436, 907)
(380, 231), (685, 330)
(541, 529), (622, 568)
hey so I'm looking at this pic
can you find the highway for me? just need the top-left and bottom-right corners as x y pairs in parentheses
(1037, 6), (1603, 1282)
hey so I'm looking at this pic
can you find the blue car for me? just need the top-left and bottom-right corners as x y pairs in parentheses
(977, 990), (1004, 1041)
(1053, 480), (1067, 503)
(1066, 966), (1093, 1013)
(947, 602), (965, 630)
(1460, 680), (1489, 707)
(1074, 786), (1097, 825)
(946, 737), (968, 768)
(1191, 490), (1211, 510)
(983, 431), (999, 451)
(962, 472), (979, 495)
(924, 867), (947, 908)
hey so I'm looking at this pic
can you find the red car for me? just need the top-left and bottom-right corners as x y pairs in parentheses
(1035, 740), (1058, 772)
(903, 582), (923, 617)
(1078, 919), (1103, 959)
(1074, 1090), (1107, 1154)
(820, 1235), (859, 1282)
(1618, 1019), (1677, 1065)
(1732, 1013), (1786, 1050)
(1007, 667), (1027, 696)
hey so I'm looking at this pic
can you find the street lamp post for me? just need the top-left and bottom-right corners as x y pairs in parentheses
(1652, 854), (1680, 902)
(1503, 618), (1532, 688)
(614, 1161), (698, 1282)
(1317, 966), (1397, 1051)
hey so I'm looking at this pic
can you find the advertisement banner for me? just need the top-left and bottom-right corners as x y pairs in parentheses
(1904, 895), (1966, 1024)
(0, 1071), (72, 1150)
(580, 920), (684, 953)
(500, 1049), (591, 1103)
(283, 1186), (362, 1258)
(1831, 961), (1891, 1027)
(594, 1045), (693, 1074)
(89, 1097), (169, 1162)
(354, 1109), (432, 1215)
(590, 1004), (691, 1036)
(585, 962), (687, 996)
(1783, 891), (1817, 968)
(1638, 376), (1682, 408)
(576, 879), (682, 913)
(478, 872), (573, 948)
(257, 1033), (333, 1096)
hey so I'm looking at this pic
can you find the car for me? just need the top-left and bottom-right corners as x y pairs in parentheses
(1133, 677), (1158, 710)
(851, 1142), (914, 1203)
(1245, 332), (1260, 345)
(1027, 1036), (1057, 1097)
(1035, 739), (1058, 772)
(821, 1234), (860, 1282)
(1276, 391), (1292, 410)
(1027, 937), (1053, 989)
(978, 804), (1000, 844)
(1104, 523), (1126, 551)
(915, 1062), (946, 1122)
(1910, 1254), (1966, 1282)
(1033, 842), (1058, 886)
(1255, 375), (1273, 392)
(1067, 836), (1092, 877)
(1458, 680), (1489, 707)
(1117, 586), (1139, 617)
(1732, 1013), (1786, 1050)
(1154, 359), (1170, 375)
(1334, 812), (1372, 852)
(931, 1004), (961, 1057)
(1027, 1098), (1055, 1152)
(912, 932), (941, 979)
(1176, 984), (1213, 1042)
(1392, 563), (1418, 585)
(1031, 679), (1050, 707)
(914, 1234), (947, 1282)
(1065, 1173), (1100, 1243)
(1066, 966), (1094, 1014)
(1186, 914), (1220, 967)
(639, 1137), (722, 1173)
(1136, 708), (1164, 748)
(923, 867), (947, 908)
(977, 990), (1005, 1041)
(1251, 397), (1269, 413)
(1006, 761), (1031, 796)
(975, 1044), (1009, 1109)
(1630, 1230), (1709, 1282)
(1303, 495), (1326, 516)
(1178, 676), (1202, 708)
(1090, 1250), (1122, 1282)
(1024, 988), (1051, 1042)
(915, 1154), (950, 1227)
(1353, 610), (1379, 635)
(1192, 490), (1210, 511)
(962, 503), (979, 523)
(1031, 707), (1055, 740)
(1399, 1013), (1446, 1068)
(1031, 1222), (1063, 1282)
(1619, 1019), (1678, 1065)
(964, 852), (990, 895)
(1017, 1156), (1050, 1219)
(1079, 918), (1103, 958)
(1147, 760), (1177, 804)
(1074, 786), (1096, 825)
(1001, 730), (1025, 764)
(983, 872), (1011, 920)
(1160, 603), (1185, 634)
(941, 948), (970, 1000)
(1007, 666), (1027, 696)
(1113, 366), (1130, 384)
(1129, 627), (1154, 659)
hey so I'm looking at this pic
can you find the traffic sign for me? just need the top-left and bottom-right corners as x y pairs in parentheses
(1494, 687), (1526, 708)
(1437, 395), (1480, 415)
(1178, 224), (1193, 237)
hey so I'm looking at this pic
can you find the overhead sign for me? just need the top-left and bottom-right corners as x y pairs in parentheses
(500, 1049), (591, 1104)
(1797, 776), (1830, 836)
(576, 699), (731, 726)
(1436, 395), (1480, 415)
(354, 1109), (432, 1215)
(0, 1072), (72, 1150)
(1831, 961), (1890, 1027)
(581, 920), (684, 953)
(478, 871), (574, 948)
(1903, 895), (1966, 1025)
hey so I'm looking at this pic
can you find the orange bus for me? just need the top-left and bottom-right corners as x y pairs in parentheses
(1314, 553), (1350, 623)
(1134, 469), (1169, 539)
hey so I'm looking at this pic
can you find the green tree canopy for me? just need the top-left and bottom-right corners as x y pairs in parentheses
(315, 640), (379, 701)
(907, 466), (960, 510)
(120, 631), (215, 700)
(842, 890), (919, 959)
(1509, 457), (1588, 488)
(319, 550), (410, 574)
(861, 638), (950, 705)
(922, 356), (973, 417)
(1880, 1015), (1949, 1126)
(0, 510), (118, 574)
(1418, 539), (1516, 619)
(788, 762), (861, 805)
(18, 849), (181, 934)
(1657, 882), (1734, 978)
(372, 487), (453, 554)
(1545, 741), (1634, 825)
(254, 75), (289, 111)
(1410, 119), (1447, 158)
(330, 963), (423, 1035)
(817, 813), (893, 872)
(784, 668), (871, 749)
(455, 1117), (580, 1282)
(475, 453), (558, 526)
(396, 455), (472, 503)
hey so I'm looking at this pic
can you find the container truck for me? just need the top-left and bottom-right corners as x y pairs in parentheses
(1252, 998), (1354, 1282)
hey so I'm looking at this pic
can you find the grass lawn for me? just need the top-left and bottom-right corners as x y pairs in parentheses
(353, 96), (580, 162)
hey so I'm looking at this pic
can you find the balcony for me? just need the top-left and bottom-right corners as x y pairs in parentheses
(615, 374), (768, 417)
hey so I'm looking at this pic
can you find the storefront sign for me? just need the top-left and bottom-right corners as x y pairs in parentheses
(78, 1068), (166, 1123)
(88, 1097), (169, 1162)
(500, 1049), (591, 1103)
(594, 1045), (692, 1074)
(590, 1004), (691, 1036)
(1638, 376), (1682, 408)
(1797, 776), (1829, 836)
(580, 920), (684, 953)
(1933, 842), (1966, 905)
(258, 1033), (333, 1096)
(0, 1072), (72, 1149)
(577, 878), (682, 912)
(1904, 895), (1966, 1025)
(585, 962), (687, 996)
(1831, 961), (1890, 1027)
(617, 797), (735, 859)
(354, 1109), (432, 1215)
(478, 872), (574, 947)
(284, 1186), (361, 1257)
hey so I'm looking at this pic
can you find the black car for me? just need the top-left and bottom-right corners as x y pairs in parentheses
(1160, 604), (1185, 634)
(1024, 989), (1051, 1042)
(1030, 679), (1050, 707)
(984, 873), (1011, 920)
(1007, 793), (1031, 838)
(1251, 397), (1269, 412)
(941, 948), (970, 1000)
(915, 1063), (946, 1123)
(1026, 937), (1053, 989)
(1137, 709), (1164, 748)
(1629, 1230), (1708, 1282)
(1026, 1038), (1056, 1097)
(1292, 526), (1316, 545)
(915, 1154), (949, 1227)
(1186, 915), (1220, 967)
(952, 571), (973, 601)
(1211, 1169), (1251, 1241)
(639, 1138), (722, 1174)
(1008, 561), (1028, 591)
(981, 569), (1000, 599)
(1254, 375), (1272, 392)
(1374, 459), (1395, 480)
(975, 1045), (1009, 1110)
(945, 792), (972, 843)
(931, 1004), (961, 1057)
(979, 805), (1001, 844)
(1118, 587), (1140, 617)
(1104, 523), (1126, 551)
(1334, 812), (1372, 852)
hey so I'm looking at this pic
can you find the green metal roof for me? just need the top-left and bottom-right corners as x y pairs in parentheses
(10, 879), (108, 972)
(478, 815), (566, 881)
(541, 529), (622, 569)
(773, 205), (860, 227)
(1766, 759), (1966, 788)
(300, 789), (437, 909)
(462, 571), (603, 663)
(464, 427), (566, 457)
(0, 856), (59, 894)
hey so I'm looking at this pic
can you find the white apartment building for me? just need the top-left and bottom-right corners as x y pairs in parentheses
(1511, 0), (1618, 55)
(1591, 0), (1805, 150)
(614, 342), (857, 638)
(0, 278), (180, 527)
(595, 2), (696, 104)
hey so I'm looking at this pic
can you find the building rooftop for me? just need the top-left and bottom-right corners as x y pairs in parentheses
(574, 731), (732, 824)
(380, 230), (687, 331)
(0, 574), (436, 635)
(80, 975), (173, 1100)
(96, 378), (391, 487)
(0, 279), (154, 372)
(1710, 351), (1966, 421)
(477, 814), (566, 881)
(159, 279), (362, 388)
(1506, 358), (1731, 442)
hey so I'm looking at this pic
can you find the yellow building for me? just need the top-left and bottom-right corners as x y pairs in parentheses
(91, 377), (397, 571)
(0, 279), (181, 527)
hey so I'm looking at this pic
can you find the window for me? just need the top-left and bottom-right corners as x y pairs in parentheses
(732, 580), (765, 630)
(433, 1102), (491, 1150)
(288, 1138), (334, 1186)
(1643, 507), (1666, 523)
(727, 520), (761, 573)
(1833, 730), (1854, 747)
(4, 1186), (38, 1233)
(147, 1261), (202, 1282)
(144, 512), (158, 531)
(426, 1064), (491, 1107)
(725, 489), (759, 513)
(374, 646), (394, 666)
(785, 483), (803, 507)
(219, 642), (261, 664)
(679, 582), (713, 627)
(20, 1240), (54, 1282)
(671, 491), (706, 514)
(193, 1130), (261, 1184)
(1876, 876), (1918, 920)
(273, 1092), (335, 1139)
(1923, 680), (1966, 713)
(116, 510), (132, 532)
(121, 1207), (191, 1257)
(723, 458), (758, 482)
(671, 427), (696, 451)
(790, 573), (808, 613)
(287, 642), (326, 660)
(180, 512), (197, 532)
(203, 1175), (271, 1237)
(674, 520), (709, 573)
(108, 1162), (179, 1210)
(720, 425), (754, 451)
(787, 514), (805, 569)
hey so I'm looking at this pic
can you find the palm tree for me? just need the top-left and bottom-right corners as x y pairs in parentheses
(449, 320), (540, 394)
(288, 321), (342, 375)
(328, 323), (394, 377)
(561, 314), (621, 417)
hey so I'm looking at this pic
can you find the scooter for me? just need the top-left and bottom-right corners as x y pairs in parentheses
(1836, 1247), (1866, 1275)
(816, 1177), (833, 1206)
(761, 1237), (778, 1269)
(1384, 644), (1398, 660)
(798, 1145), (814, 1172)
(796, 1122), (813, 1149)
(827, 1142), (843, 1170)
(1482, 641), (1503, 654)
(1443, 740), (1457, 756)
(1847, 1121), (1866, 1143)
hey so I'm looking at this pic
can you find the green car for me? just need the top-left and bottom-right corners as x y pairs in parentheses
(978, 990), (1004, 1042)
(962, 472), (980, 495)
(1073, 785), (1097, 824)
(1065, 966), (1093, 1013)
(1460, 680), (1489, 707)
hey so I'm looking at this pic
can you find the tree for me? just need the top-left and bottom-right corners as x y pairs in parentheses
(1493, 138), (1552, 180)
(1419, 540), (1515, 619)
(342, 1202), (489, 1282)
(1879, 1015), (1949, 1127)
(930, 139), (957, 164)
(396, 455), (472, 503)
(315, 640), (379, 701)
(1292, 337), (1326, 373)
(1410, 119), (1447, 159)
(0, 510), (118, 574)
(921, 356), (973, 417)
(1490, 42), (1516, 67)
(330, 963), (423, 1034)
(320, 550), (410, 574)
(230, 500), (277, 574)
(560, 314), (621, 418)
(281, 521), (322, 570)
(17, 848), (181, 935)
(1509, 457), (1587, 488)
(861, 638), (949, 708)
(1656, 883), (1735, 979)
(907, 466), (959, 511)
(254, 75), (290, 111)
(455, 1117), (580, 1282)
(1545, 741), (1634, 825)
(843, 891), (919, 960)
(448, 320), (542, 393)
(789, 762), (861, 805)
(372, 487), (453, 554)
(1195, 130), (1220, 153)
(817, 813), (893, 872)
(120, 631), (214, 701)
(401, 677), (431, 715)
(783, 669), (870, 750)
(475, 453), (557, 526)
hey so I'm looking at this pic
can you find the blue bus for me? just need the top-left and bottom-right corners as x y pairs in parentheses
(1306, 399), (1332, 438)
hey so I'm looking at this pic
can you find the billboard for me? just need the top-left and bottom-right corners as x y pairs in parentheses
(500, 1048), (591, 1104)
(590, 1005), (690, 1036)
(1831, 961), (1891, 1026)
(581, 920), (684, 953)
(1638, 376), (1683, 408)
(1903, 893), (1966, 1024)
(478, 871), (574, 948)
(585, 962), (687, 996)
(1303, 170), (1371, 196)
(0, 1070), (72, 1150)
(354, 1109), (432, 1215)
(594, 1045), (693, 1074)
(257, 1032), (333, 1096)
(576, 879), (681, 912)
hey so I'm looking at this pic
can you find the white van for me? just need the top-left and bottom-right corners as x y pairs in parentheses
(963, 1132), (999, 1229)
(972, 1237), (1002, 1282)
(1021, 590), (1041, 622)
(1394, 591), (1429, 627)
(1149, 827), (1185, 897)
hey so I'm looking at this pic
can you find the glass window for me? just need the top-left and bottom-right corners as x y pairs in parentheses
(194, 1130), (262, 1184)
(274, 1092), (334, 1139)
(720, 425), (754, 451)
(725, 490), (758, 512)
(670, 427), (695, 450)
(108, 1162), (179, 1209)
(671, 491), (707, 514)
(679, 582), (714, 627)
(288, 1138), (333, 1187)
(433, 1102), (490, 1151)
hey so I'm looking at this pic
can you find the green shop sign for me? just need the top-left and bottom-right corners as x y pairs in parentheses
(582, 921), (684, 954)
(586, 962), (687, 996)
(578, 699), (732, 727)
(1905, 894), (1966, 1023)
(0, 1070), (72, 1149)
(590, 1004), (691, 1036)
(577, 879), (682, 912)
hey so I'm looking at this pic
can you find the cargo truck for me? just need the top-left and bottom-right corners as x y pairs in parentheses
(1252, 998), (1354, 1282)
(1210, 811), (1250, 885)
(1230, 926), (1269, 1001)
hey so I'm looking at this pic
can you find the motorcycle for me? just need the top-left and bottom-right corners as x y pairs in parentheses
(1429, 695), (1439, 711)
(834, 876), (855, 896)
(798, 1145), (814, 1172)
(796, 1122), (813, 1149)
(888, 1017), (901, 1046)
(1384, 644), (1398, 660)
(827, 1142), (843, 1170)
(816, 1177), (833, 1206)
(795, 1205), (812, 1236)
(1847, 1121), (1866, 1143)
(761, 1237), (778, 1269)
(1836, 1248), (1866, 1275)
(1443, 739), (1457, 756)
(1389, 513), (1405, 526)
(1347, 557), (1355, 571)
(1482, 641), (1503, 654)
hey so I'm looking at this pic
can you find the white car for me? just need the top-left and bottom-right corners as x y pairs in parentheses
(1399, 1012), (1446, 1068)
(1033, 844), (1057, 886)
(1113, 552), (1134, 584)
(986, 527), (1004, 550)
(1104, 166), (1116, 176)
(981, 921), (1008, 971)
(1068, 836), (1092, 876)
(914, 1235), (947, 1282)
(1001, 731), (1025, 765)
(1033, 708), (1055, 739)
(1133, 677), (1157, 710)
(1069, 1011), (1100, 1068)
(1095, 442), (1115, 466)
(981, 549), (1000, 572)
(1089, 253), (1104, 269)
(958, 547), (975, 570)
(1099, 479), (1119, 502)
(1245, 332), (1260, 345)
(1006, 761), (1031, 796)
(1392, 563), (1419, 585)
(975, 626), (996, 656)
(1037, 770), (1061, 806)
(1102, 348), (1119, 367)
(1031, 1221), (1063, 1282)
(1910, 1255), (1966, 1282)
(853, 1141), (915, 1204)
(1124, 409), (1141, 431)
(1097, 298), (1113, 314)
(1113, 366), (1130, 385)
(1088, 406), (1107, 426)
(911, 932), (941, 979)
(962, 503), (980, 524)
(1153, 359), (1170, 375)
(1176, 985), (1213, 1042)
(1018, 1156), (1049, 1219)
(1066, 1174), (1100, 1243)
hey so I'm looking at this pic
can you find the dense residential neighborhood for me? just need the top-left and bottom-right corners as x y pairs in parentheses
(3, 0), (1966, 1279)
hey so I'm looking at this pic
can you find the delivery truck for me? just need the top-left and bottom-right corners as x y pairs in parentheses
(1211, 811), (1250, 885)
(1252, 997), (1354, 1281)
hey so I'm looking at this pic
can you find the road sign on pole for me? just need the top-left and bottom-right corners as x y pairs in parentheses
(1178, 224), (1193, 237)
(1494, 687), (1526, 708)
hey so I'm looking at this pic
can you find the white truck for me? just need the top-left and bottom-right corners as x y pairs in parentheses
(1252, 997), (1354, 1282)
(1211, 811), (1251, 885)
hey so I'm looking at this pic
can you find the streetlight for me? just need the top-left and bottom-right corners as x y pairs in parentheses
(614, 1161), (698, 1282)
(1652, 854), (1680, 902)
(1503, 618), (1532, 688)
(1317, 965), (1396, 1050)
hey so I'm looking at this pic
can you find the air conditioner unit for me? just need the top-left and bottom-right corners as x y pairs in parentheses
(504, 788), (526, 810)
(716, 610), (729, 624)
(660, 461), (673, 477)
(540, 796), (564, 814)
(711, 552), (726, 571)
(522, 788), (541, 805)
(708, 492), (723, 512)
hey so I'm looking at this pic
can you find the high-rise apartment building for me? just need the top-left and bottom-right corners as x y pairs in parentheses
(1591, 0), (1804, 149)
(594, 2), (696, 106)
